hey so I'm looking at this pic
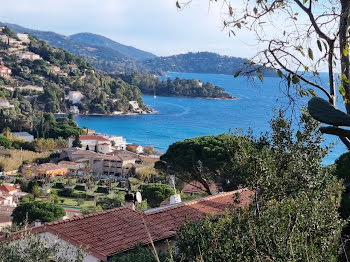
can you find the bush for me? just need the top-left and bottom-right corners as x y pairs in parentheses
(12, 201), (65, 224)
(74, 184), (86, 191)
(58, 188), (74, 197)
(53, 182), (65, 189)
(96, 186), (109, 194)
(142, 183), (174, 208)
(0, 135), (12, 149)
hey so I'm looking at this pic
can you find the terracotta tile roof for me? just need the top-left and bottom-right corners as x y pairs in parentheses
(47, 207), (150, 260)
(181, 181), (219, 194)
(1, 189), (253, 261)
(78, 135), (110, 142)
(145, 189), (253, 241)
(34, 163), (67, 172)
(0, 184), (18, 193)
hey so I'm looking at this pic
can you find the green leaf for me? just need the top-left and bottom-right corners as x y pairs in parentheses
(303, 0), (308, 4)
(296, 130), (302, 140)
(292, 75), (300, 84)
(308, 48), (314, 60)
(307, 88), (316, 97)
(258, 74), (263, 83)
(317, 40), (322, 52)
(343, 44), (349, 57)
(277, 70), (283, 78)
(339, 85), (346, 97)
(299, 90), (309, 97)
(229, 5), (233, 16)
(176, 1), (181, 9)
(234, 70), (242, 78)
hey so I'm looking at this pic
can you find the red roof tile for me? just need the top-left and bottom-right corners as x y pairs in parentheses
(1, 189), (253, 261)
(0, 184), (18, 193)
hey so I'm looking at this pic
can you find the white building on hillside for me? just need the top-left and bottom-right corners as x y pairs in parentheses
(17, 33), (30, 43)
(101, 134), (127, 150)
(68, 135), (112, 154)
(67, 91), (84, 104)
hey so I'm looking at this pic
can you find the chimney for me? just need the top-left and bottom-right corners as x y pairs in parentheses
(170, 194), (182, 205)
(125, 192), (135, 210)
(34, 220), (41, 227)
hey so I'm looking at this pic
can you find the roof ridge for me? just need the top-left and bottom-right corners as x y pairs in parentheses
(145, 188), (248, 216)
(47, 206), (136, 226)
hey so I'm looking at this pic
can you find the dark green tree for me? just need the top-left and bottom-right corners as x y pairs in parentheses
(12, 201), (66, 224)
(142, 184), (174, 208)
(72, 135), (82, 148)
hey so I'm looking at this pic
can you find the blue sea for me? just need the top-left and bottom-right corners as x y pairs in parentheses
(74, 72), (347, 165)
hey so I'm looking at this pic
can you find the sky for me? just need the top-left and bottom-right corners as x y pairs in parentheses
(0, 0), (256, 58)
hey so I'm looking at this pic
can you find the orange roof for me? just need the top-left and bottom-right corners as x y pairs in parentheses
(78, 135), (109, 142)
(182, 181), (219, 194)
(1, 188), (253, 261)
(0, 184), (18, 193)
(146, 189), (253, 242)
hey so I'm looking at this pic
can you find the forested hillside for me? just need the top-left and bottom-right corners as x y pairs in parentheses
(0, 27), (148, 116)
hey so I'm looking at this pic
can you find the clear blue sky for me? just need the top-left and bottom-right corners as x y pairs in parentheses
(0, 0), (256, 58)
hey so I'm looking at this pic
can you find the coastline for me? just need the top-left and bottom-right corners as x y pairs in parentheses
(55, 109), (158, 117)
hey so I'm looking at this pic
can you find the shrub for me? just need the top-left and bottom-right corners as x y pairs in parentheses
(74, 184), (86, 191)
(0, 135), (12, 149)
(58, 188), (74, 197)
(12, 201), (65, 224)
(53, 182), (65, 189)
(142, 183), (174, 208)
(96, 186), (109, 194)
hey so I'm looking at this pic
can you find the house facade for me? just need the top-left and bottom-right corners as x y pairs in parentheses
(67, 91), (84, 104)
(23, 163), (68, 178)
(68, 135), (112, 154)
(0, 65), (11, 78)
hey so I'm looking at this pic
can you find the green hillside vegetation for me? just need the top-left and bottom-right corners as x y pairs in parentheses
(1, 23), (275, 77)
(70, 32), (156, 60)
(141, 51), (276, 76)
(118, 72), (235, 99)
(0, 27), (148, 115)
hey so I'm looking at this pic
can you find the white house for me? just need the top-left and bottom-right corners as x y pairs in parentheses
(68, 135), (112, 154)
(12, 132), (34, 142)
(69, 106), (79, 114)
(67, 91), (84, 104)
(0, 184), (18, 207)
(127, 144), (144, 154)
(101, 134), (127, 150)
(16, 51), (41, 61)
(0, 65), (11, 78)
(129, 101), (139, 110)
(0, 98), (12, 108)
(16, 33), (30, 43)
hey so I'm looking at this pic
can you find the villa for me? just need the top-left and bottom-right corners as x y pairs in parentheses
(68, 135), (113, 154)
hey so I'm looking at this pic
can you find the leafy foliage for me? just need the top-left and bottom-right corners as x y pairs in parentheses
(142, 183), (174, 208)
(12, 201), (66, 224)
(119, 72), (234, 99)
(0, 233), (84, 262)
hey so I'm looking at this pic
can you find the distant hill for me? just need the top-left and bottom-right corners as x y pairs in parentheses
(141, 52), (275, 76)
(0, 22), (274, 76)
(70, 33), (156, 60)
(0, 27), (148, 115)
(0, 22), (155, 73)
